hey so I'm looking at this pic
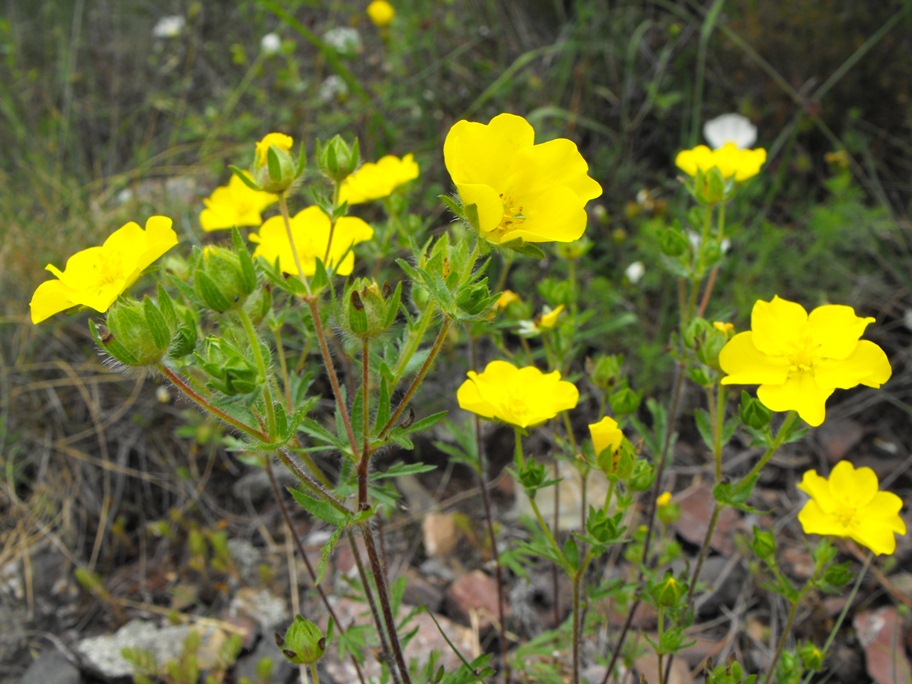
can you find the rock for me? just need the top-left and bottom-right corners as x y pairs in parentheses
(75, 619), (228, 679)
(445, 569), (504, 630)
(422, 512), (461, 557)
(229, 588), (290, 630)
(19, 650), (81, 684)
(323, 597), (476, 682)
(854, 607), (912, 684)
(673, 483), (741, 555)
(227, 538), (262, 583)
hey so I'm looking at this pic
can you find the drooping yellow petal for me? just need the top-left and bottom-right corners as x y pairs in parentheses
(30, 279), (80, 324)
(757, 372), (832, 427)
(456, 183), (509, 237)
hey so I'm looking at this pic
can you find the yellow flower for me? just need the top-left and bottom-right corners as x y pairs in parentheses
(338, 154), (419, 205)
(495, 290), (520, 310)
(443, 113), (602, 244)
(588, 416), (623, 457)
(712, 321), (734, 335)
(538, 304), (565, 331)
(367, 0), (395, 27)
(798, 461), (905, 555)
(30, 216), (177, 324)
(675, 142), (766, 182)
(250, 206), (373, 276)
(255, 132), (294, 168)
(719, 296), (891, 427)
(200, 173), (278, 231)
(457, 360), (579, 428)
(657, 491), (673, 507)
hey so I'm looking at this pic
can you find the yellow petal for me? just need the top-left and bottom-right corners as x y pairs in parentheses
(807, 304), (873, 359)
(444, 114), (533, 188)
(456, 183), (508, 237)
(511, 138), (602, 202)
(797, 469), (837, 513)
(719, 332), (790, 385)
(750, 296), (808, 356)
(29, 279), (80, 324)
(814, 340), (891, 390)
(506, 185), (589, 243)
(797, 499), (838, 536)
(828, 461), (878, 509)
(757, 372), (832, 426)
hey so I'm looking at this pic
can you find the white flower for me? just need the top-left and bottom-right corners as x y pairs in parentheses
(260, 33), (281, 55)
(318, 75), (349, 103)
(322, 27), (361, 57)
(625, 261), (645, 284)
(152, 15), (185, 39)
(703, 113), (757, 150)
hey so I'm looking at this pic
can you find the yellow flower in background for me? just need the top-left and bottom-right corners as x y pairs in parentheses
(588, 416), (623, 457)
(338, 154), (419, 205)
(495, 290), (520, 310)
(30, 216), (177, 323)
(255, 132), (293, 168)
(200, 173), (278, 231)
(250, 206), (373, 276)
(538, 304), (565, 331)
(457, 360), (579, 428)
(657, 491), (673, 507)
(675, 143), (766, 182)
(798, 461), (905, 555)
(367, 0), (395, 27)
(443, 113), (602, 244)
(713, 321), (734, 335)
(719, 296), (891, 427)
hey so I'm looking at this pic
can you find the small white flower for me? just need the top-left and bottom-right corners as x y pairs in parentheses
(703, 113), (757, 150)
(152, 15), (185, 39)
(322, 27), (361, 57)
(260, 33), (281, 55)
(625, 261), (645, 284)
(318, 75), (348, 103)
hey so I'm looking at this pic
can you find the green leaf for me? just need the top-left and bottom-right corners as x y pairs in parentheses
(369, 461), (437, 481)
(143, 296), (171, 350)
(374, 376), (391, 433)
(232, 227), (258, 294)
(399, 410), (448, 435)
(288, 487), (349, 527)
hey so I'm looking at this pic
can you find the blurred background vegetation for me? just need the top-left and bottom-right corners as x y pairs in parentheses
(2, 0), (912, 676)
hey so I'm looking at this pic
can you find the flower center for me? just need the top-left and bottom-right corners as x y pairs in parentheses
(93, 251), (127, 289)
(496, 192), (525, 235)
(787, 333), (821, 375)
(834, 504), (859, 529)
(507, 396), (529, 422)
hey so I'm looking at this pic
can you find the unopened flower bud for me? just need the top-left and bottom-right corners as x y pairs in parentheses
(316, 135), (360, 183)
(196, 337), (260, 395)
(92, 297), (172, 367)
(276, 616), (326, 666)
(193, 246), (255, 313)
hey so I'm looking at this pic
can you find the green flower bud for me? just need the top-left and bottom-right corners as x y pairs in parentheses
(169, 304), (199, 358)
(339, 279), (401, 340)
(316, 134), (360, 183)
(516, 459), (546, 496)
(586, 508), (624, 545)
(193, 246), (255, 313)
(598, 439), (636, 482)
(651, 572), (686, 608)
(628, 459), (655, 492)
(751, 526), (777, 561)
(196, 337), (259, 395)
(739, 391), (771, 430)
(589, 354), (623, 391)
(821, 562), (853, 589)
(797, 642), (824, 672)
(456, 279), (493, 317)
(609, 383), (642, 417)
(92, 297), (172, 367)
(660, 225), (689, 257)
(275, 616), (326, 666)
(251, 133), (303, 194)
